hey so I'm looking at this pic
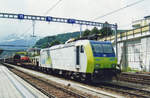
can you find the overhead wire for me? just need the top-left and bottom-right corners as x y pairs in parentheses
(20, 0), (63, 41)
(44, 0), (63, 15)
(92, 0), (146, 21)
(35, 0), (64, 38)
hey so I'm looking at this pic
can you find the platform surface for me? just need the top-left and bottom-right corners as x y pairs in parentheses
(0, 64), (48, 98)
(6, 63), (124, 98)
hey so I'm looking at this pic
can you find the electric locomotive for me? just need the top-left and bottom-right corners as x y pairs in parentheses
(39, 40), (121, 82)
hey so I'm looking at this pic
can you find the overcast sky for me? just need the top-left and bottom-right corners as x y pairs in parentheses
(0, 0), (149, 41)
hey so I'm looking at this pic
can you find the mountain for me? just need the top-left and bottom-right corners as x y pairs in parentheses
(0, 34), (39, 58)
(34, 31), (80, 48)
(0, 34), (38, 50)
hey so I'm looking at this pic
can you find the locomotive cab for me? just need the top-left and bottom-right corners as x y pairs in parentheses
(90, 41), (121, 81)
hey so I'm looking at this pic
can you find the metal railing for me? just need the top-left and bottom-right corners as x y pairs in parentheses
(100, 24), (150, 41)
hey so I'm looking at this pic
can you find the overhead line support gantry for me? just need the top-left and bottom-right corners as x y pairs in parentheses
(0, 12), (118, 59)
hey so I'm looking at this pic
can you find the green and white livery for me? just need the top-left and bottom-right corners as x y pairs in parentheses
(39, 40), (120, 82)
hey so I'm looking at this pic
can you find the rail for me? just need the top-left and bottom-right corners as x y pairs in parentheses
(98, 81), (150, 98)
(119, 72), (150, 85)
(2, 63), (89, 98)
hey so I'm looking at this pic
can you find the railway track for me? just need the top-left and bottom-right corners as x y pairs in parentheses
(2, 62), (124, 98)
(118, 72), (150, 85)
(5, 62), (150, 98)
(96, 81), (150, 98)
(5, 64), (88, 98)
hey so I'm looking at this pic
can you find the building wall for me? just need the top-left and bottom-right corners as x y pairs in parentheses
(141, 37), (150, 72)
(126, 40), (141, 70)
(116, 32), (150, 72)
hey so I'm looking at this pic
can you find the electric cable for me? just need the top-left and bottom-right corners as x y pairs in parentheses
(44, 0), (63, 15)
(92, 0), (146, 21)
(20, 0), (63, 39)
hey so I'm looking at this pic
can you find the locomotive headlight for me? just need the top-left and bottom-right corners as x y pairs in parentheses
(95, 64), (100, 68)
(111, 64), (116, 68)
(95, 70), (99, 74)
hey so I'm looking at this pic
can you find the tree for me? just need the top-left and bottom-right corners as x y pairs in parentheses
(41, 43), (49, 48)
(50, 40), (61, 46)
(47, 36), (56, 43)
(99, 22), (113, 37)
(99, 27), (112, 37)
(0, 49), (3, 55)
(91, 27), (99, 35)
(82, 29), (91, 37)
(82, 27), (100, 37)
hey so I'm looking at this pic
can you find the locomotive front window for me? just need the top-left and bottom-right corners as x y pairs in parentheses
(91, 44), (103, 53)
(91, 43), (114, 54)
(102, 44), (113, 53)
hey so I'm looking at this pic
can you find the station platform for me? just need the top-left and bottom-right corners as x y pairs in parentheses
(0, 64), (48, 98)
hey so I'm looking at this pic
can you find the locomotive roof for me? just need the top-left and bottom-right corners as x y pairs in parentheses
(90, 40), (112, 44)
(41, 40), (112, 51)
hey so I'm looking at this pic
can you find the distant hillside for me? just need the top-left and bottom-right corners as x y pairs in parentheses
(34, 28), (128, 49)
(34, 32), (80, 48)
(0, 38), (37, 50)
(0, 33), (38, 50)
(0, 34), (38, 58)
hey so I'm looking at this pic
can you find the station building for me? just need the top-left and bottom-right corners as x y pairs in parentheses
(132, 16), (150, 29)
